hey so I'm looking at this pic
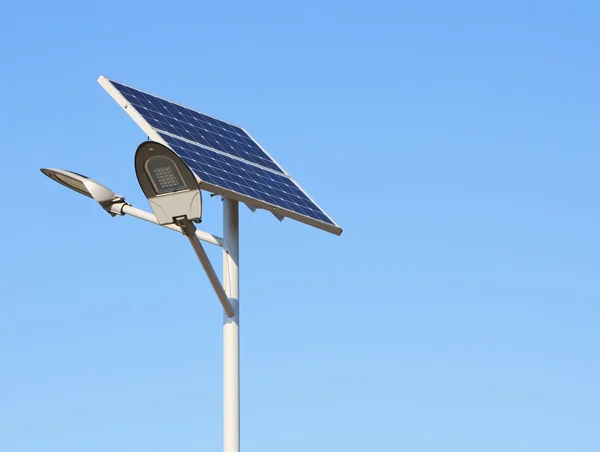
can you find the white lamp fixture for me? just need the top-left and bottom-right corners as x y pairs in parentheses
(40, 168), (124, 216)
(134, 141), (202, 226)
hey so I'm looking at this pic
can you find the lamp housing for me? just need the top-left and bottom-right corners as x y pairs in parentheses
(134, 141), (202, 225)
(40, 168), (123, 214)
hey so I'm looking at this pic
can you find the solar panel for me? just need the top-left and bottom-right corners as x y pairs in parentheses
(98, 76), (341, 235)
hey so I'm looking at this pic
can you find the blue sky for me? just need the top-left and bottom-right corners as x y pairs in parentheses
(1, 1), (599, 451)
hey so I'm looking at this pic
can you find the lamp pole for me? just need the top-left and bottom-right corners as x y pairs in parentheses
(223, 198), (240, 452)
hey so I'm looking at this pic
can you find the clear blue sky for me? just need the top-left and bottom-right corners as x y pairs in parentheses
(1, 1), (599, 451)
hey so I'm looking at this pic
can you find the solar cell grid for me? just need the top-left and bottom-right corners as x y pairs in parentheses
(111, 81), (283, 172)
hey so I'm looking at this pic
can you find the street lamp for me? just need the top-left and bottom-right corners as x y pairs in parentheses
(40, 141), (234, 318)
(40, 168), (124, 215)
(44, 73), (344, 452)
(40, 167), (223, 246)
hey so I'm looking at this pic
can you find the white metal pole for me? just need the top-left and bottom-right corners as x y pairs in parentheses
(223, 198), (240, 452)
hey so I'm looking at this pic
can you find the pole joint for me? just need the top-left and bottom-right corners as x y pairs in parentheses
(174, 216), (197, 237)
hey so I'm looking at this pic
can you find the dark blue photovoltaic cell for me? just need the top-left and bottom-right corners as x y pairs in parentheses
(111, 81), (283, 173)
(162, 135), (334, 225)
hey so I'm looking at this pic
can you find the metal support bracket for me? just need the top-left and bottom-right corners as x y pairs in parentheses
(107, 201), (224, 248)
(175, 217), (235, 318)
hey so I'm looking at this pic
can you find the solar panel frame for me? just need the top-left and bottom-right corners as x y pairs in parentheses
(98, 76), (342, 235)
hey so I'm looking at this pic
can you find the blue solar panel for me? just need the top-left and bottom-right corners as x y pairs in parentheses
(110, 81), (283, 173)
(99, 77), (341, 234)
